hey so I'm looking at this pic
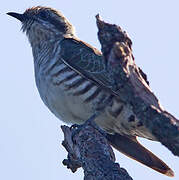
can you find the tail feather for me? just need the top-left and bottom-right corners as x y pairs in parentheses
(106, 133), (174, 177)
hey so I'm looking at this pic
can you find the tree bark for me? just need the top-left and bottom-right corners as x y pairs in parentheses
(61, 14), (179, 179)
(96, 14), (179, 156)
(61, 119), (133, 180)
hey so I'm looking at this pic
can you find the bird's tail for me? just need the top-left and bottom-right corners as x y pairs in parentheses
(106, 133), (174, 177)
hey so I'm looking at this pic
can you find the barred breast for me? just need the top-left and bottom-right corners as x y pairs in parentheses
(35, 57), (155, 140)
(36, 58), (110, 124)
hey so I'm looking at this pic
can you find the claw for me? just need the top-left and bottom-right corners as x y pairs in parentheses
(70, 114), (101, 143)
(70, 124), (80, 130)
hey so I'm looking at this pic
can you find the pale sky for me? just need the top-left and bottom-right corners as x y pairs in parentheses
(1, 0), (179, 180)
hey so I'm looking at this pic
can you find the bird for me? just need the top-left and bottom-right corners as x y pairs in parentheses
(7, 6), (174, 177)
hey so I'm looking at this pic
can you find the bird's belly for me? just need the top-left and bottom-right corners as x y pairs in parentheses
(36, 63), (155, 140)
(46, 85), (94, 124)
(39, 79), (155, 140)
(37, 70), (105, 124)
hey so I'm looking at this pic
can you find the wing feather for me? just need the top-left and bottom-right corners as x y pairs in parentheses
(59, 37), (117, 95)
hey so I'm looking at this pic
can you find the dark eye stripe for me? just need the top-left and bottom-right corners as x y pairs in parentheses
(39, 11), (48, 19)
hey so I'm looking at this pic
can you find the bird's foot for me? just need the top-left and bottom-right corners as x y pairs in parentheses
(70, 114), (107, 143)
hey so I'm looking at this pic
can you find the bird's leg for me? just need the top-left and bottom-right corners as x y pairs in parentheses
(70, 113), (107, 143)
(70, 114), (98, 131)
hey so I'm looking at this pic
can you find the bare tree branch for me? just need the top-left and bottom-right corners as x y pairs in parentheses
(61, 119), (133, 180)
(96, 14), (179, 156)
(61, 14), (179, 180)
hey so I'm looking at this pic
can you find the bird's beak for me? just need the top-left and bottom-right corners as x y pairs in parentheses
(7, 12), (26, 22)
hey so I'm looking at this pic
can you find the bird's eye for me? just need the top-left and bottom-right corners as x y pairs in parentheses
(39, 11), (49, 19)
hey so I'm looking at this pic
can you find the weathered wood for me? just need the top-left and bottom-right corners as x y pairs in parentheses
(96, 14), (179, 156)
(61, 119), (133, 180)
(61, 15), (179, 180)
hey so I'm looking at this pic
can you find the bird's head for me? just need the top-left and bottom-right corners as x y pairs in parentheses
(7, 6), (75, 45)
